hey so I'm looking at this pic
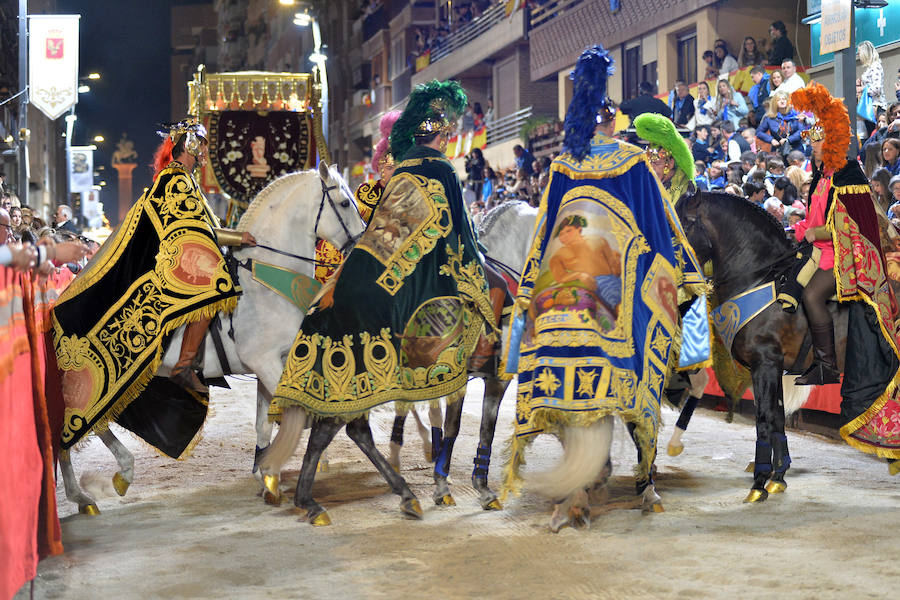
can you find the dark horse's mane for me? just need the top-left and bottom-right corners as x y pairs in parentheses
(684, 190), (797, 294)
(699, 190), (795, 253)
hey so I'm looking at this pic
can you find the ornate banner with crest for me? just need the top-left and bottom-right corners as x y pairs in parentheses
(29, 15), (80, 120)
(188, 67), (330, 226)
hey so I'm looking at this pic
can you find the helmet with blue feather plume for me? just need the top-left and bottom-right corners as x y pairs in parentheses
(562, 45), (616, 162)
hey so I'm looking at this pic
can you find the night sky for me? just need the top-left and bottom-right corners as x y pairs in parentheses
(56, 0), (209, 219)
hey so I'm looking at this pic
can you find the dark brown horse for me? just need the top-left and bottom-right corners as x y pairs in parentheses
(676, 190), (853, 501)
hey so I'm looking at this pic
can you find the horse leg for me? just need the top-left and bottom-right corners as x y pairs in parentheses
(345, 417), (423, 520)
(434, 389), (465, 506)
(765, 374), (791, 494)
(252, 382), (275, 474)
(59, 449), (99, 515)
(667, 369), (707, 456)
(96, 428), (134, 496)
(745, 359), (783, 503)
(388, 407), (408, 472)
(429, 401), (443, 464)
(472, 375), (508, 510)
(409, 408), (432, 461)
(294, 416), (343, 526)
(626, 422), (664, 513)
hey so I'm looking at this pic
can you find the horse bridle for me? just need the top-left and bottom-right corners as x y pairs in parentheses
(313, 176), (363, 255)
(233, 175), (363, 274)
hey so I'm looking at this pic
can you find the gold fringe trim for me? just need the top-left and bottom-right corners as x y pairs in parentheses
(832, 184), (872, 196)
(65, 296), (238, 455)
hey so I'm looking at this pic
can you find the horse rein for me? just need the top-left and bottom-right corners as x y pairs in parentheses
(234, 175), (363, 274)
(484, 255), (522, 280)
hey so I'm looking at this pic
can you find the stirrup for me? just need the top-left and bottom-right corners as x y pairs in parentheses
(794, 361), (840, 386)
(171, 366), (209, 393)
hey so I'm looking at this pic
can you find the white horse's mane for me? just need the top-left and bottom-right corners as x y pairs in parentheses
(238, 169), (316, 230)
(477, 201), (530, 238)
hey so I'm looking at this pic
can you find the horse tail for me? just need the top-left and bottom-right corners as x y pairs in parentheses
(781, 375), (811, 417)
(257, 406), (307, 475)
(528, 416), (614, 500)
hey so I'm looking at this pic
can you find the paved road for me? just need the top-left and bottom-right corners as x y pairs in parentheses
(18, 376), (900, 599)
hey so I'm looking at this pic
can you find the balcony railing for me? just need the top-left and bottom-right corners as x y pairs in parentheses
(529, 0), (586, 29)
(429, 2), (508, 64)
(486, 106), (533, 146)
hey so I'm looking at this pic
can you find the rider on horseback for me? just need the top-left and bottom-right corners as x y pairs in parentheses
(53, 118), (256, 456)
(789, 84), (887, 386)
(501, 46), (710, 529)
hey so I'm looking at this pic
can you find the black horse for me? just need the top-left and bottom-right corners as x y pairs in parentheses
(676, 189), (852, 501)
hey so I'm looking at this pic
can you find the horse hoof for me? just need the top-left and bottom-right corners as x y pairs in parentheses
(401, 498), (424, 519)
(112, 472), (130, 497)
(889, 460), (900, 476)
(549, 509), (570, 533)
(667, 442), (684, 457)
(765, 480), (787, 494)
(310, 511), (332, 527)
(79, 503), (100, 516)
(436, 494), (456, 507)
(745, 461), (755, 473)
(570, 507), (591, 529)
(317, 460), (329, 474)
(263, 475), (281, 505)
(483, 498), (502, 511)
(744, 488), (769, 503)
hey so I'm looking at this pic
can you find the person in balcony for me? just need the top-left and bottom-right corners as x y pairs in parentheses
(739, 36), (763, 68)
(473, 102), (485, 129)
(767, 20), (794, 66)
(702, 50), (719, 81)
(714, 44), (739, 77)
(620, 81), (672, 125)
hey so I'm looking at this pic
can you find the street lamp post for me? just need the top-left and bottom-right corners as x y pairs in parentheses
(17, 0), (28, 208)
(294, 8), (329, 150)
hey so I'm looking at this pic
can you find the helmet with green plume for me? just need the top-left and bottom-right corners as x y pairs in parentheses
(389, 80), (468, 162)
(634, 113), (695, 200)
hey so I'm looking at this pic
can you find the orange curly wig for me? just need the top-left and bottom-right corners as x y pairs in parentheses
(790, 83), (850, 172)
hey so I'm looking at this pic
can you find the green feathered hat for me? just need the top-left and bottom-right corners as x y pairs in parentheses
(634, 113), (694, 181)
(390, 80), (468, 162)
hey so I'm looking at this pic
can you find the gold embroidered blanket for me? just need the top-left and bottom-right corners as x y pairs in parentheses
(273, 146), (494, 418)
(52, 163), (239, 452)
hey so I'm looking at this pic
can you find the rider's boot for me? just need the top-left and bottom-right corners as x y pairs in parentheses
(171, 317), (211, 393)
(794, 323), (841, 385)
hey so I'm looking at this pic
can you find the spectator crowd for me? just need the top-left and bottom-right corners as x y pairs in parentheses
(462, 20), (900, 243)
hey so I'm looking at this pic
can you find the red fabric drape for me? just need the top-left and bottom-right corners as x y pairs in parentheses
(0, 267), (67, 599)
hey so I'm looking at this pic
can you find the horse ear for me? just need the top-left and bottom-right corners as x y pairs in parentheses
(676, 187), (703, 220)
(318, 160), (330, 182)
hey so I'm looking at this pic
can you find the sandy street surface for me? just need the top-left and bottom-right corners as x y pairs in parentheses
(17, 375), (900, 600)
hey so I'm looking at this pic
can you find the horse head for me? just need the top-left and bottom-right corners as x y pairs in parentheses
(315, 161), (366, 253)
(675, 188), (714, 267)
(676, 188), (795, 300)
(237, 165), (366, 270)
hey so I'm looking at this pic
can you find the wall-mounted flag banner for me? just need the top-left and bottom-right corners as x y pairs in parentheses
(68, 145), (93, 193)
(29, 15), (80, 120)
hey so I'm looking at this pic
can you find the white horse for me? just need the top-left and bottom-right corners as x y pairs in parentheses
(58, 162), (365, 514)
